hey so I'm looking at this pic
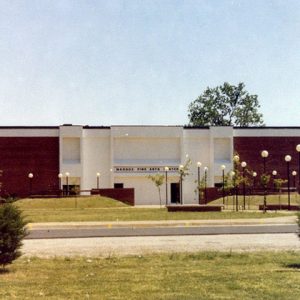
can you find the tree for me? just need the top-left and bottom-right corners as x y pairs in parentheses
(188, 82), (264, 127)
(147, 174), (164, 207)
(0, 204), (28, 269)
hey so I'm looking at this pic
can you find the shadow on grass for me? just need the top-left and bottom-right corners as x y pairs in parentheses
(284, 263), (300, 269)
(0, 268), (10, 274)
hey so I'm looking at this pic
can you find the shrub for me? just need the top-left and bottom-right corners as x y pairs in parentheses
(0, 204), (28, 269)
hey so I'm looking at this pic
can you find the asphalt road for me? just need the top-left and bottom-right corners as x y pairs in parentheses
(27, 224), (298, 239)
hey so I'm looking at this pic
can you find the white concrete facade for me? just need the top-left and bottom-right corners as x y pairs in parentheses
(59, 125), (234, 205)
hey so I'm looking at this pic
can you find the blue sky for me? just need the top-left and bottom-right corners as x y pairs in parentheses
(0, 0), (299, 126)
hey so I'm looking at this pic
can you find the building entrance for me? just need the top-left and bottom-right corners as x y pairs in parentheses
(171, 183), (180, 204)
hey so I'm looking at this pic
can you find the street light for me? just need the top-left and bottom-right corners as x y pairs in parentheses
(65, 172), (70, 196)
(204, 167), (208, 204)
(292, 170), (297, 188)
(233, 155), (240, 211)
(285, 155), (292, 210)
(296, 144), (300, 190)
(221, 165), (226, 206)
(197, 162), (202, 204)
(241, 161), (247, 210)
(179, 164), (184, 205)
(28, 173), (33, 196)
(96, 172), (101, 189)
(261, 150), (269, 213)
(164, 166), (169, 206)
(272, 170), (277, 191)
(230, 171), (236, 211)
(252, 171), (257, 189)
(58, 173), (63, 196)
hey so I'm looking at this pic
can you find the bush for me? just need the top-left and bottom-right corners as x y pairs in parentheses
(0, 204), (28, 269)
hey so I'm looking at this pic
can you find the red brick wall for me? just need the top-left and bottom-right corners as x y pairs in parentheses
(234, 137), (300, 185)
(0, 137), (59, 197)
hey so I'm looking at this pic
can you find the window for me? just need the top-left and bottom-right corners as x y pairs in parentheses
(114, 183), (124, 189)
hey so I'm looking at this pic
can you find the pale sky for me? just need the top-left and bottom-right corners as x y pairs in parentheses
(0, 0), (299, 126)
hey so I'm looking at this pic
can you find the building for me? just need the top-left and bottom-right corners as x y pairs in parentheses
(0, 125), (299, 204)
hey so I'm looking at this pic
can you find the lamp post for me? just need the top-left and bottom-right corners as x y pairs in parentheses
(231, 171), (235, 211)
(241, 161), (247, 210)
(252, 172), (257, 188)
(28, 173), (33, 196)
(221, 165), (226, 206)
(285, 155), (292, 210)
(197, 162), (202, 204)
(261, 150), (269, 213)
(272, 170), (277, 191)
(296, 144), (300, 190)
(204, 167), (208, 204)
(65, 172), (70, 196)
(233, 155), (240, 211)
(96, 172), (100, 189)
(179, 164), (184, 205)
(164, 166), (169, 206)
(292, 171), (297, 188)
(58, 173), (62, 196)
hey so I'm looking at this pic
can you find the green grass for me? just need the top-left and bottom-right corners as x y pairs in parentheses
(20, 208), (294, 223)
(13, 196), (296, 223)
(211, 193), (300, 209)
(1, 252), (300, 299)
(15, 195), (128, 209)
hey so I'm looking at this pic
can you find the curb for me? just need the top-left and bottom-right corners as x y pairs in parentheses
(27, 216), (297, 230)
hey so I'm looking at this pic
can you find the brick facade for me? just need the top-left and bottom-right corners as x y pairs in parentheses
(0, 137), (59, 197)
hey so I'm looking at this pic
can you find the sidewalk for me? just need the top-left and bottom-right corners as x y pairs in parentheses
(28, 215), (298, 230)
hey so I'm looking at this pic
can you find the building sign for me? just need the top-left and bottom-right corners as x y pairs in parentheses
(114, 166), (179, 173)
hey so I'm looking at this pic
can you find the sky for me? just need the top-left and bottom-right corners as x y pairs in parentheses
(0, 0), (300, 126)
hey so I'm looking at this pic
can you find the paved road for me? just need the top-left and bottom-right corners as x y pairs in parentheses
(22, 233), (300, 257)
(27, 224), (298, 239)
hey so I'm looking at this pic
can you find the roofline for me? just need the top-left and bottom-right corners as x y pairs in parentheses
(234, 126), (300, 129)
(0, 126), (59, 129)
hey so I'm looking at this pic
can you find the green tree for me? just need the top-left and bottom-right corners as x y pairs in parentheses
(0, 204), (28, 269)
(188, 82), (264, 126)
(147, 174), (164, 207)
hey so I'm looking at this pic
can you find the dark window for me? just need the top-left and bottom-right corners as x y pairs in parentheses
(114, 183), (124, 189)
(214, 182), (223, 188)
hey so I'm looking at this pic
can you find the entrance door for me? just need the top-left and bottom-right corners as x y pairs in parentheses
(171, 183), (180, 204)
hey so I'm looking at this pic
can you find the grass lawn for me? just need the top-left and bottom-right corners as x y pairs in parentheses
(211, 193), (300, 209)
(14, 196), (296, 223)
(1, 252), (300, 299)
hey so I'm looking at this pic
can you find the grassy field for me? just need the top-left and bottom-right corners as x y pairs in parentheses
(13, 196), (295, 223)
(211, 193), (300, 209)
(1, 252), (300, 299)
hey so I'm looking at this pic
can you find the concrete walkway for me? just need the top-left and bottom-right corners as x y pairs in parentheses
(28, 215), (297, 230)
(22, 215), (299, 257)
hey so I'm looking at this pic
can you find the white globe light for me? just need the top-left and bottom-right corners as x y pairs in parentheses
(253, 172), (257, 177)
(197, 161), (202, 167)
(96, 172), (101, 177)
(164, 166), (169, 172)
(179, 164), (184, 170)
(272, 170), (277, 176)
(285, 155), (292, 162)
(58, 173), (63, 178)
(221, 165), (226, 170)
(241, 161), (247, 168)
(296, 144), (300, 152)
(233, 155), (240, 162)
(28, 173), (33, 178)
(65, 172), (70, 177)
(261, 150), (269, 158)
(204, 166), (208, 171)
(292, 170), (297, 176)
